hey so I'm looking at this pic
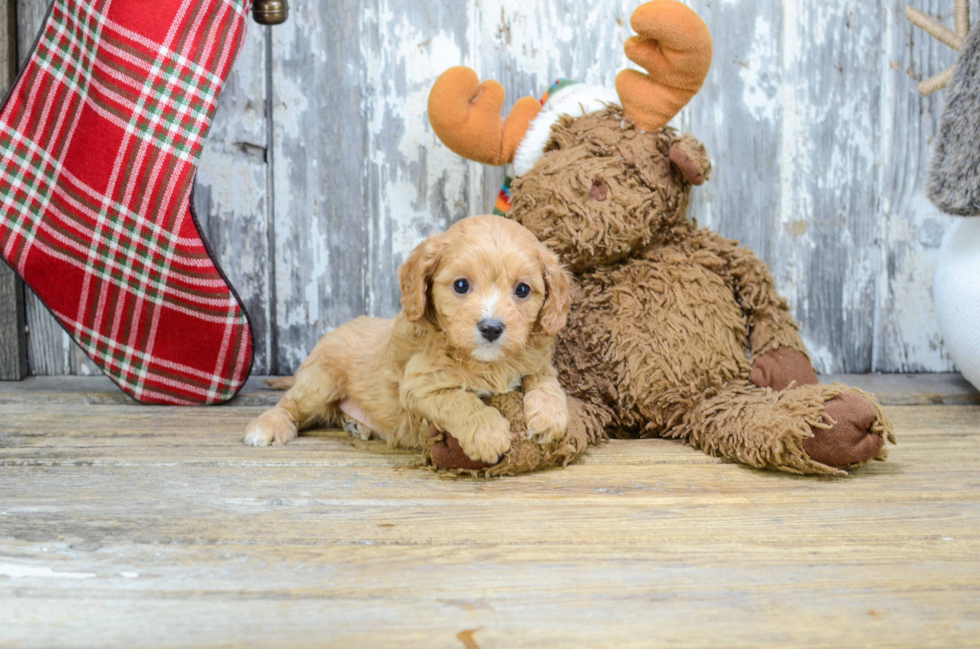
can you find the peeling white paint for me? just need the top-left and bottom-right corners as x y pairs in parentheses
(361, 1), (492, 325)
(801, 339), (835, 374)
(198, 152), (266, 221)
(0, 563), (96, 579)
(778, 0), (805, 317)
(739, 15), (779, 123)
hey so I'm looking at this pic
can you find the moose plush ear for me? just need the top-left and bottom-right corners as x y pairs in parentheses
(428, 67), (542, 165)
(399, 234), (446, 323)
(537, 247), (571, 337)
(669, 134), (711, 186)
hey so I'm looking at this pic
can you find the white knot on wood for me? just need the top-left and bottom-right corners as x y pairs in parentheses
(906, 0), (971, 95)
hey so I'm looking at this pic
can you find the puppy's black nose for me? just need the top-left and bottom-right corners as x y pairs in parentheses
(478, 319), (504, 342)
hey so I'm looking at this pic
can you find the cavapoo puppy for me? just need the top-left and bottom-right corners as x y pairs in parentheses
(244, 214), (572, 463)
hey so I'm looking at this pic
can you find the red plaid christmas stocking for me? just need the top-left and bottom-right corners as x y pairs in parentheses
(0, 0), (254, 404)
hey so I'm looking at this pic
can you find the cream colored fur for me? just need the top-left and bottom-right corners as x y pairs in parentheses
(244, 215), (571, 464)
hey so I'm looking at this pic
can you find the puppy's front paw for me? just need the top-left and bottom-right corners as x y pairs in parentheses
(455, 410), (512, 464)
(524, 389), (569, 444)
(244, 409), (298, 447)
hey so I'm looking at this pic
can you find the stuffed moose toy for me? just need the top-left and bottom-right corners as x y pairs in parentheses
(422, 0), (894, 476)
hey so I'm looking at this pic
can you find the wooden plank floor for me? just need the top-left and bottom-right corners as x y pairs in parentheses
(1, 375), (978, 648)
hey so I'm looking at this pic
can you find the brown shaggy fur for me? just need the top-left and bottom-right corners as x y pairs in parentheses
(436, 106), (894, 476)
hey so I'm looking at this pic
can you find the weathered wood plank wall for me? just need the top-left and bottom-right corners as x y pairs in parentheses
(0, 0), (27, 379)
(2, 0), (976, 376)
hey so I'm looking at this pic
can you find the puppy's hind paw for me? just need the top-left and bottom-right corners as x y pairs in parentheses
(244, 410), (298, 447)
(244, 427), (275, 446)
(341, 414), (374, 441)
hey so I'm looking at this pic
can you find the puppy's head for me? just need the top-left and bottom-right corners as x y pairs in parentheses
(399, 215), (570, 362)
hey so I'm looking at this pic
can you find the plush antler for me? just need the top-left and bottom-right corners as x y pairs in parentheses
(956, 0), (971, 36)
(615, 0), (713, 132)
(906, 1), (971, 95)
(427, 67), (542, 166)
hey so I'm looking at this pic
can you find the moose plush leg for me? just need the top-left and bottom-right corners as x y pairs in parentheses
(673, 382), (895, 475)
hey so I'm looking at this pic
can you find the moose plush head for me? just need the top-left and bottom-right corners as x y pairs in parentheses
(424, 0), (894, 477)
(427, 0), (713, 273)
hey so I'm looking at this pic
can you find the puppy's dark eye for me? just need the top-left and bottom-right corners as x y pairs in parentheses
(453, 279), (470, 295)
(514, 283), (531, 299)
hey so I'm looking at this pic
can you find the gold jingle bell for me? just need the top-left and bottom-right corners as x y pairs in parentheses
(253, 0), (289, 25)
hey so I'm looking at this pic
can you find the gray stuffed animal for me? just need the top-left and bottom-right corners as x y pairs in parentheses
(907, 1), (980, 389)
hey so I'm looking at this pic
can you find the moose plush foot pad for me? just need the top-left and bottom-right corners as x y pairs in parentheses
(0, 0), (253, 404)
(806, 391), (887, 469)
(424, 393), (607, 477)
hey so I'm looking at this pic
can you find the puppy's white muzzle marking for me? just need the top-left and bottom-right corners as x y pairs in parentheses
(471, 287), (507, 361)
(481, 288), (501, 321)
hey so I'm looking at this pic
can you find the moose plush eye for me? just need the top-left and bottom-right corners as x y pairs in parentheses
(514, 283), (531, 299)
(453, 279), (470, 294)
(590, 178), (609, 201)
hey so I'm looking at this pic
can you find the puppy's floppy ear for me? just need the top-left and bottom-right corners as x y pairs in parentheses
(399, 233), (446, 323)
(537, 246), (571, 336)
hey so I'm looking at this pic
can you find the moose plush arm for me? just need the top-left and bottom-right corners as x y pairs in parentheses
(724, 243), (809, 360)
(728, 240), (819, 390)
(687, 230), (819, 391)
